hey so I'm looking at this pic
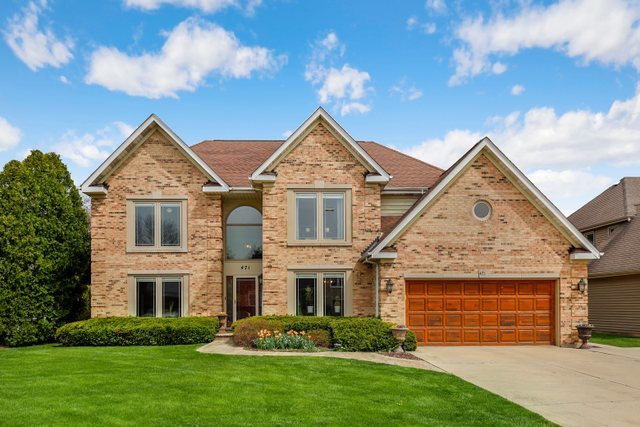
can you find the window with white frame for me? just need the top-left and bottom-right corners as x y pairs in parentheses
(134, 276), (185, 317)
(128, 200), (187, 251)
(295, 272), (345, 317)
(290, 190), (350, 244)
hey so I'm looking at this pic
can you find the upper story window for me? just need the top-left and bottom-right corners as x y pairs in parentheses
(127, 199), (187, 252)
(585, 232), (595, 244)
(289, 189), (351, 245)
(226, 206), (262, 260)
(608, 226), (617, 236)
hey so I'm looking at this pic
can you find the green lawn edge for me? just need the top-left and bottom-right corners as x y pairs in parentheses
(591, 332), (640, 347)
(0, 344), (554, 426)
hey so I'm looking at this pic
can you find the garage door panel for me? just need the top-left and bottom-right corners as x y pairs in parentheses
(408, 298), (425, 311)
(406, 280), (554, 346)
(408, 314), (426, 326)
(427, 299), (443, 311)
(500, 298), (517, 311)
(445, 314), (462, 326)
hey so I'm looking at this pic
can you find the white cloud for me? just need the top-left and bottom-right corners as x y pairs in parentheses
(406, 16), (437, 34)
(86, 18), (285, 98)
(0, 117), (23, 152)
(449, 0), (640, 85)
(305, 32), (372, 116)
(528, 169), (614, 214)
(54, 121), (133, 167)
(3, 0), (74, 71)
(390, 79), (423, 101)
(425, 0), (446, 13)
(125, 0), (233, 13)
(405, 86), (640, 212)
(511, 84), (525, 95)
(491, 62), (507, 75)
(59, 75), (70, 85)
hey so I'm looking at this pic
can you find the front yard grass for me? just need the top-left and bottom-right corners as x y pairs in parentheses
(591, 332), (640, 347)
(0, 345), (552, 426)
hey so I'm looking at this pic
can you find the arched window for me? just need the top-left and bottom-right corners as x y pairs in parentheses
(226, 206), (262, 260)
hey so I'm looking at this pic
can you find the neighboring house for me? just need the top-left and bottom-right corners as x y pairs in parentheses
(568, 178), (640, 336)
(81, 108), (599, 346)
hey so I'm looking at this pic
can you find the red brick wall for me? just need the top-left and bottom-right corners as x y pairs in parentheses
(90, 129), (223, 317)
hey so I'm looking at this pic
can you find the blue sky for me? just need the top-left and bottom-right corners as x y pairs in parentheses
(1, 0), (639, 214)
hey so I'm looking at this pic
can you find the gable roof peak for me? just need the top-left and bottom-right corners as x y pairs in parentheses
(80, 113), (229, 195)
(250, 107), (390, 182)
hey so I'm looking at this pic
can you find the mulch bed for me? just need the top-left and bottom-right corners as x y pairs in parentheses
(381, 352), (423, 361)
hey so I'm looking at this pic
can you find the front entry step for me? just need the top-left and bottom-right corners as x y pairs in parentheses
(216, 331), (233, 338)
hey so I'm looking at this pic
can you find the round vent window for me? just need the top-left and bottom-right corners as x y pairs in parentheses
(473, 201), (492, 221)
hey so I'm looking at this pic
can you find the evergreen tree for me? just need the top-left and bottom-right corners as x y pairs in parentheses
(0, 151), (90, 346)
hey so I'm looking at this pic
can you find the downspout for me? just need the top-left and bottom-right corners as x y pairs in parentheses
(363, 256), (380, 318)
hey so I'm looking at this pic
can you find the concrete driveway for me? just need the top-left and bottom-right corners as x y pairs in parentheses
(415, 345), (640, 427)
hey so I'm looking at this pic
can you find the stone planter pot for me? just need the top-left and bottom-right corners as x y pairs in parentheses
(576, 325), (594, 349)
(391, 326), (409, 352)
(216, 314), (227, 331)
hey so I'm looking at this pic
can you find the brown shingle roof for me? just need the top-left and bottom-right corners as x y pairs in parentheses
(568, 177), (640, 230)
(589, 217), (640, 277)
(191, 139), (444, 188)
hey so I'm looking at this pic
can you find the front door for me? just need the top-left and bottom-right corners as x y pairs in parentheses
(235, 277), (257, 321)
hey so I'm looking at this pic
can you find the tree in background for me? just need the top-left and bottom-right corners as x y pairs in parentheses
(0, 151), (90, 346)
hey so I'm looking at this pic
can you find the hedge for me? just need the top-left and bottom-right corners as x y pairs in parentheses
(232, 315), (403, 352)
(55, 317), (219, 346)
(403, 330), (417, 351)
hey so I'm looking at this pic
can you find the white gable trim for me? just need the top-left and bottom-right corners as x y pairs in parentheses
(80, 114), (229, 194)
(250, 107), (390, 182)
(367, 137), (600, 260)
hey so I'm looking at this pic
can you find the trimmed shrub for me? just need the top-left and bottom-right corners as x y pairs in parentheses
(55, 317), (219, 346)
(331, 318), (397, 352)
(232, 317), (284, 347)
(402, 330), (417, 351)
(306, 329), (331, 347)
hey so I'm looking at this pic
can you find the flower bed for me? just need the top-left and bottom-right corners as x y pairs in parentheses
(254, 329), (316, 352)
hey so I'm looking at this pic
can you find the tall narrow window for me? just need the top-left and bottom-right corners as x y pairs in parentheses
(323, 193), (344, 240)
(135, 204), (155, 246)
(162, 278), (182, 317)
(161, 204), (181, 246)
(296, 273), (317, 316)
(136, 278), (156, 317)
(296, 193), (317, 240)
(323, 273), (344, 316)
(226, 206), (262, 260)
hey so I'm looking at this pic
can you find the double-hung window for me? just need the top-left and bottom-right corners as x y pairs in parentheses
(294, 272), (346, 317)
(290, 190), (351, 244)
(132, 276), (187, 317)
(128, 199), (187, 252)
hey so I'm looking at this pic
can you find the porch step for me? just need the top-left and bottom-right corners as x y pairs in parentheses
(216, 331), (234, 338)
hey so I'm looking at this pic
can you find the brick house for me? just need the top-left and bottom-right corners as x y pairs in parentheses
(569, 177), (640, 336)
(81, 108), (599, 346)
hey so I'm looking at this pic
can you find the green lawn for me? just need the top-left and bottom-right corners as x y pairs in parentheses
(0, 345), (552, 426)
(591, 332), (640, 347)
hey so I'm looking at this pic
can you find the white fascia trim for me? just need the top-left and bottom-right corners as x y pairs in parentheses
(570, 252), (601, 261)
(82, 185), (108, 196)
(80, 114), (229, 192)
(368, 137), (600, 259)
(365, 174), (390, 184)
(381, 188), (428, 195)
(250, 107), (390, 182)
(369, 252), (397, 260)
(202, 184), (227, 193)
(252, 173), (276, 183)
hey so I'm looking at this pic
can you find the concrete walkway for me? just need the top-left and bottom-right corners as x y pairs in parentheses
(415, 345), (640, 427)
(198, 337), (443, 371)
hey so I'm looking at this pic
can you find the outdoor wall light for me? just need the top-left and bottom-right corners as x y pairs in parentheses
(385, 279), (394, 294)
(578, 278), (587, 293)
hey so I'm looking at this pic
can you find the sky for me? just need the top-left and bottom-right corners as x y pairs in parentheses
(1, 0), (639, 215)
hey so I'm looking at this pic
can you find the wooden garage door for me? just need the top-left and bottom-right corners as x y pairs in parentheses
(406, 280), (555, 345)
